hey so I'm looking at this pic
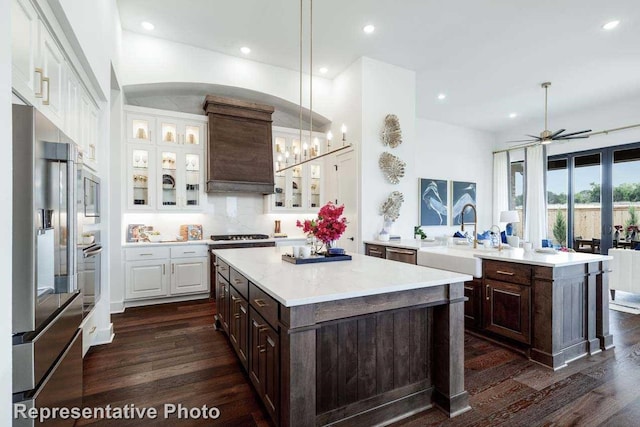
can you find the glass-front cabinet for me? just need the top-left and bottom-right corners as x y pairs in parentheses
(159, 150), (178, 207)
(127, 145), (154, 209)
(127, 113), (156, 144)
(125, 106), (206, 211)
(157, 149), (203, 210)
(157, 116), (205, 147)
(266, 127), (326, 213)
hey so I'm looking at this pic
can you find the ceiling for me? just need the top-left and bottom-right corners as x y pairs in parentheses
(124, 83), (331, 130)
(117, 0), (640, 132)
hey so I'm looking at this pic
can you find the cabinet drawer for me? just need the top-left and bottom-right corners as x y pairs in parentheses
(125, 246), (170, 261)
(170, 245), (208, 259)
(365, 244), (386, 258)
(249, 283), (279, 330)
(229, 268), (249, 299)
(385, 247), (417, 264)
(484, 260), (531, 286)
(215, 258), (230, 281)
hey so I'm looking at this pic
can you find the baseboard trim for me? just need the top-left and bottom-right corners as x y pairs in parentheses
(123, 293), (210, 309)
(110, 300), (125, 314)
(93, 323), (114, 346)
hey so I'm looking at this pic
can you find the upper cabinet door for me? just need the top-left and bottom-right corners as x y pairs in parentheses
(157, 117), (179, 146)
(64, 68), (79, 141)
(11, 0), (39, 103)
(182, 121), (205, 147)
(39, 23), (65, 129)
(127, 113), (156, 144)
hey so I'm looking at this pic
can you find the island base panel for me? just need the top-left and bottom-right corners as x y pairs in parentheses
(280, 284), (469, 426)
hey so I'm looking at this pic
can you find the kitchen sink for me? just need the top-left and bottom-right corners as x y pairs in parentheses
(417, 246), (488, 278)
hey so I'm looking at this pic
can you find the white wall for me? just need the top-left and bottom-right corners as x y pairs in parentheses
(326, 59), (363, 249)
(120, 31), (333, 120)
(360, 58), (417, 241)
(51, 0), (117, 97)
(415, 118), (496, 237)
(1, 0), (13, 422)
(497, 97), (640, 155)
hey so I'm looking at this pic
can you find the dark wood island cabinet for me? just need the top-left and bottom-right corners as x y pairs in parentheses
(465, 254), (614, 369)
(213, 247), (473, 426)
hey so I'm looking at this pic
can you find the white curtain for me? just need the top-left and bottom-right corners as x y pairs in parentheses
(492, 152), (509, 225)
(525, 144), (548, 248)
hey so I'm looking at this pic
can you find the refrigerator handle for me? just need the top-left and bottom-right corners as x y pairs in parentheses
(67, 158), (78, 292)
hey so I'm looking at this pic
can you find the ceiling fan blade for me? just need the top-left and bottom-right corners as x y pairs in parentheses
(549, 129), (566, 139)
(553, 129), (592, 139)
(556, 135), (590, 140)
(507, 139), (538, 144)
(525, 134), (542, 140)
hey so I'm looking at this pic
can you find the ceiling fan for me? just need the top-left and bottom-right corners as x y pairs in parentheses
(508, 82), (592, 145)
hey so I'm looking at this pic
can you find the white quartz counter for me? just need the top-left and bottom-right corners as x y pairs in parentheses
(212, 246), (472, 307)
(474, 248), (612, 267)
(122, 236), (308, 248)
(363, 239), (440, 250)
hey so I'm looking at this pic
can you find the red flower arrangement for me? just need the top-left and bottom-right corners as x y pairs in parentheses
(296, 202), (348, 245)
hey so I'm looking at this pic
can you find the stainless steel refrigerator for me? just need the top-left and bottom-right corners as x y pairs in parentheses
(12, 105), (83, 426)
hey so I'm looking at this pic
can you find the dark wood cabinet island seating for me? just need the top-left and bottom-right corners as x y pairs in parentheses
(212, 246), (473, 426)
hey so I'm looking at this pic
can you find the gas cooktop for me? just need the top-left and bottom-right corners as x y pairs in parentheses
(210, 234), (271, 241)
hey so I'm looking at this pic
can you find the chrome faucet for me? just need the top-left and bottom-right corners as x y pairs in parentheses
(460, 203), (478, 249)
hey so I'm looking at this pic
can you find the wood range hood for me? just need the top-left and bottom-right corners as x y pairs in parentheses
(204, 95), (275, 194)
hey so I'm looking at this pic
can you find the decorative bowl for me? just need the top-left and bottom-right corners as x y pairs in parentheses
(147, 234), (162, 242)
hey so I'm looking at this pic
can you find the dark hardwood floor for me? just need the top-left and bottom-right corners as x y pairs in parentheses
(81, 300), (640, 426)
(79, 299), (271, 426)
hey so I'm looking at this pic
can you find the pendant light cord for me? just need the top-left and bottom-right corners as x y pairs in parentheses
(299, 0), (303, 145)
(309, 0), (313, 143)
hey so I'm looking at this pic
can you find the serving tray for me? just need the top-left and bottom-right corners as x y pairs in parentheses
(282, 253), (352, 264)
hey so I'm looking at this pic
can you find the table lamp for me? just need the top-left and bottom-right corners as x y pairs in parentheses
(500, 210), (520, 236)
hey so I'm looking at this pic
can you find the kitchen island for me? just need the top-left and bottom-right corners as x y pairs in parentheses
(212, 246), (472, 426)
(419, 245), (614, 369)
(473, 249), (614, 369)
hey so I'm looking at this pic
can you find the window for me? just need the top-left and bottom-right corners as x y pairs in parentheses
(547, 158), (568, 246)
(510, 161), (524, 237)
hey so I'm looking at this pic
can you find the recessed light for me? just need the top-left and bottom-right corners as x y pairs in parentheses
(509, 113), (518, 119)
(240, 46), (251, 55)
(437, 93), (446, 100)
(602, 20), (620, 30)
(141, 21), (154, 31)
(319, 67), (328, 74)
(363, 24), (375, 34)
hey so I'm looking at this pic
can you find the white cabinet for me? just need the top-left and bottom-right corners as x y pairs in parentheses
(266, 127), (326, 213)
(11, 0), (65, 129)
(11, 0), (100, 170)
(64, 67), (79, 142)
(11, 0), (39, 103)
(127, 113), (156, 144)
(127, 144), (155, 210)
(124, 106), (206, 212)
(124, 245), (209, 302)
(157, 116), (205, 147)
(157, 147), (203, 210)
(39, 22), (65, 129)
(125, 259), (170, 300)
(171, 258), (209, 295)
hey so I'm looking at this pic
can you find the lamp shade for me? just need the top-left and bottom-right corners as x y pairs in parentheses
(500, 210), (520, 223)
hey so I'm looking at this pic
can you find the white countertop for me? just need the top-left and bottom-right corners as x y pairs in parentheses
(213, 246), (472, 307)
(363, 239), (440, 250)
(473, 248), (612, 267)
(122, 236), (308, 248)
